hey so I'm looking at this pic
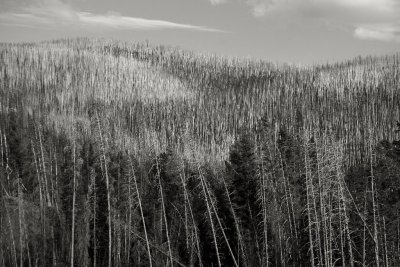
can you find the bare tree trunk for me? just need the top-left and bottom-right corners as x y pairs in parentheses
(339, 205), (346, 267)
(312, 141), (323, 267)
(222, 174), (247, 267)
(198, 165), (221, 267)
(92, 169), (97, 267)
(129, 156), (152, 266)
(31, 140), (46, 264)
(3, 134), (10, 191)
(96, 113), (112, 267)
(5, 201), (17, 267)
(362, 189), (367, 267)
(127, 172), (131, 266)
(278, 149), (298, 263)
(38, 128), (51, 207)
(18, 176), (23, 267)
(0, 129), (3, 167)
(397, 209), (400, 265)
(203, 173), (238, 267)
(304, 141), (315, 267)
(25, 217), (32, 267)
(70, 142), (76, 267)
(383, 216), (388, 267)
(258, 150), (268, 267)
(370, 141), (380, 267)
(53, 149), (60, 217)
(179, 172), (202, 267)
(156, 158), (173, 267)
(336, 146), (354, 267)
(327, 195), (334, 267)
(315, 144), (329, 267)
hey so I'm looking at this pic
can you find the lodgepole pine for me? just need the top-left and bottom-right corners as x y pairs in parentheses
(70, 141), (76, 267)
(95, 112), (112, 267)
(129, 156), (153, 266)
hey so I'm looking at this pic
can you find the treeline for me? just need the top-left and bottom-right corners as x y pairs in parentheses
(1, 108), (400, 266)
(2, 40), (400, 167)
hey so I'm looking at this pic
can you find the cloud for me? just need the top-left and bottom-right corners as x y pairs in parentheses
(209, 0), (227, 5)
(77, 12), (221, 31)
(249, 2), (268, 17)
(328, 0), (396, 12)
(221, 0), (400, 43)
(245, 0), (282, 17)
(240, 0), (398, 18)
(207, 0), (398, 20)
(354, 24), (400, 42)
(0, 0), (221, 32)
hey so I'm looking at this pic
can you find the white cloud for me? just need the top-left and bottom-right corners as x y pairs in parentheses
(77, 12), (221, 31)
(243, 0), (277, 17)
(209, 0), (227, 5)
(247, 1), (267, 17)
(0, 0), (221, 32)
(241, 0), (398, 18)
(231, 0), (400, 43)
(329, 0), (395, 11)
(354, 24), (400, 42)
(252, 4), (267, 17)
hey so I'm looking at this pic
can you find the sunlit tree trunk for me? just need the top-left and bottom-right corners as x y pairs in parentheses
(96, 112), (112, 267)
(70, 142), (76, 267)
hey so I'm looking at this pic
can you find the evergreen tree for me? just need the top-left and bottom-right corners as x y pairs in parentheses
(227, 130), (260, 266)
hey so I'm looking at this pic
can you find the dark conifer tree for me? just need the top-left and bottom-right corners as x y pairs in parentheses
(227, 130), (261, 266)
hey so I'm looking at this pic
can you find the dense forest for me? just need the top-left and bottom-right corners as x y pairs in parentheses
(0, 38), (400, 266)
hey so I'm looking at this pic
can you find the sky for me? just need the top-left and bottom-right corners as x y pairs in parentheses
(0, 0), (399, 64)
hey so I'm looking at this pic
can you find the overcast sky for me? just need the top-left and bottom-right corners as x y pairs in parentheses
(0, 0), (399, 64)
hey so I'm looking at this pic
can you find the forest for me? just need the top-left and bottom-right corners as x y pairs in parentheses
(0, 38), (400, 266)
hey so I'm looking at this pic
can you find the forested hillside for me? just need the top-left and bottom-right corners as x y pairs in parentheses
(0, 38), (400, 266)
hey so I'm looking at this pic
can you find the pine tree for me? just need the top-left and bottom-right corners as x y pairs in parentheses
(227, 130), (261, 266)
